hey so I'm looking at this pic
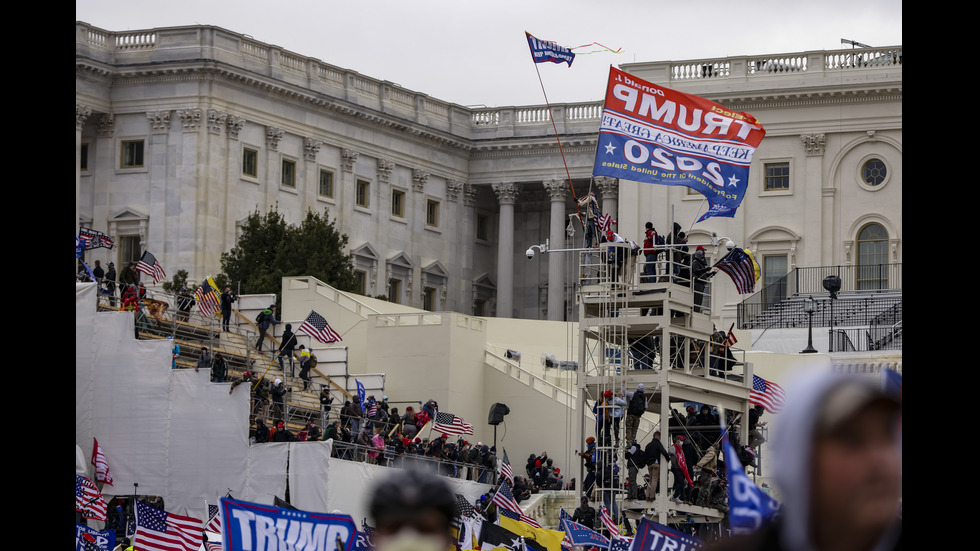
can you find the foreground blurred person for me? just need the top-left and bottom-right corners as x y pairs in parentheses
(369, 469), (455, 551)
(711, 372), (902, 551)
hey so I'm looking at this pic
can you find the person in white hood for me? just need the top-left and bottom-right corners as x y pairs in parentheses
(709, 371), (902, 551)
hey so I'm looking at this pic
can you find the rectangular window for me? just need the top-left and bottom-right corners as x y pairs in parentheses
(762, 255), (788, 305)
(281, 159), (296, 188)
(392, 189), (405, 217)
(319, 169), (334, 198)
(243, 148), (258, 177)
(119, 235), (141, 265)
(120, 140), (144, 168)
(426, 199), (440, 228)
(765, 162), (790, 191)
(80, 143), (89, 171)
(354, 270), (366, 295)
(423, 287), (436, 311)
(356, 180), (370, 208)
(476, 213), (489, 241)
(474, 299), (486, 317)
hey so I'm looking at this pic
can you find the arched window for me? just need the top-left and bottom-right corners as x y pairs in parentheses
(856, 223), (889, 290)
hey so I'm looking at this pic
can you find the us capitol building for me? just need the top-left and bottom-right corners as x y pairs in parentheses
(75, 22), (902, 330)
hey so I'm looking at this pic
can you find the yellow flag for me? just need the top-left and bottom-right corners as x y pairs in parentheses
(744, 249), (761, 283)
(498, 516), (565, 551)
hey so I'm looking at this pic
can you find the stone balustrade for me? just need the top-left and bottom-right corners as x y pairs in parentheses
(77, 21), (901, 141)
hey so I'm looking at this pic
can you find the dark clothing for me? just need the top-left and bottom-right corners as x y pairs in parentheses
(255, 308), (279, 351)
(220, 291), (237, 331)
(211, 357), (227, 383)
(254, 422), (270, 443)
(571, 504), (597, 529)
(105, 266), (117, 306)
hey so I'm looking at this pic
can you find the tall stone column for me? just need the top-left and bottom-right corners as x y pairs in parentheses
(492, 183), (519, 318)
(544, 179), (568, 320)
(596, 176), (619, 231)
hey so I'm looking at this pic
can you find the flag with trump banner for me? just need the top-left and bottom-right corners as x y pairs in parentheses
(629, 517), (703, 551)
(560, 516), (609, 549)
(724, 436), (780, 535)
(220, 496), (357, 551)
(525, 32), (575, 66)
(593, 67), (765, 222)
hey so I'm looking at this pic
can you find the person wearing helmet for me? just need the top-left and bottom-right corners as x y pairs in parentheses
(369, 469), (455, 551)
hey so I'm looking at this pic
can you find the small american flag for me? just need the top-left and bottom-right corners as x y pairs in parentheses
(195, 277), (221, 317)
(599, 506), (618, 536)
(204, 503), (221, 533)
(498, 504), (542, 529)
(500, 449), (514, 487)
(750, 375), (787, 414)
(598, 213), (615, 233)
(433, 411), (474, 436)
(91, 438), (113, 486)
(136, 251), (167, 284)
(300, 310), (343, 344)
(75, 475), (107, 521)
(135, 500), (203, 551)
(722, 323), (738, 347)
(715, 248), (757, 294)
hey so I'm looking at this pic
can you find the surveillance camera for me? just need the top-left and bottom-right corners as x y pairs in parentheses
(726, 241), (735, 251)
(526, 248), (535, 259)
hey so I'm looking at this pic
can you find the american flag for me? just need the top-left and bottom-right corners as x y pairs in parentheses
(366, 400), (379, 418)
(91, 438), (113, 486)
(500, 449), (514, 487)
(135, 500), (203, 551)
(433, 411), (474, 436)
(136, 251), (167, 284)
(204, 543), (222, 551)
(498, 506), (542, 529)
(599, 506), (618, 536)
(715, 248), (757, 294)
(299, 310), (343, 344)
(204, 504), (221, 533)
(79, 227), (115, 250)
(598, 213), (615, 233)
(75, 475), (107, 521)
(195, 277), (221, 317)
(750, 375), (787, 414)
(454, 493), (476, 518)
(490, 482), (541, 527)
(722, 323), (738, 347)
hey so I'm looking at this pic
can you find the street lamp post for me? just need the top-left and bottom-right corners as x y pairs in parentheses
(801, 295), (817, 353)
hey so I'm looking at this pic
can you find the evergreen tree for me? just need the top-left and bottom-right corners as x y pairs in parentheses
(220, 207), (356, 296)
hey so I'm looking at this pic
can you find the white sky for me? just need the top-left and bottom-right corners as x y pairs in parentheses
(76, 0), (902, 108)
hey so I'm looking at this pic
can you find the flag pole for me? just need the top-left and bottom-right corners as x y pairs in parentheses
(525, 31), (586, 232)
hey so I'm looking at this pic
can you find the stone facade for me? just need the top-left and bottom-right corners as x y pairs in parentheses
(76, 23), (901, 327)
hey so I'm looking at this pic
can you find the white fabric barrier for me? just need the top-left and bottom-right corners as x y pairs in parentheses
(76, 283), (492, 524)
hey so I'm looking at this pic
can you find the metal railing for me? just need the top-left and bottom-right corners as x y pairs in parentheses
(737, 263), (902, 329)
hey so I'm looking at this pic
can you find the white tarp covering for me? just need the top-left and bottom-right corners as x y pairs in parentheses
(76, 283), (490, 525)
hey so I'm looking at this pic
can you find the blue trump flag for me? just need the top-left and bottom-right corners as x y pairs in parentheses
(220, 497), (357, 551)
(593, 67), (765, 222)
(561, 517), (610, 549)
(724, 437), (780, 535)
(628, 517), (702, 551)
(526, 32), (575, 66)
(356, 380), (366, 413)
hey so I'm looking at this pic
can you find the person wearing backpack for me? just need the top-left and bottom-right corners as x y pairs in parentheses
(255, 304), (279, 352)
(298, 345), (314, 391)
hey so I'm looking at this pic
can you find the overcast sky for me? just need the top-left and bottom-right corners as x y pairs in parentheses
(77, 0), (902, 108)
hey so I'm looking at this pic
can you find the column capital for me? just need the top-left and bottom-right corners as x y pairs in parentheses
(595, 176), (619, 198)
(800, 133), (826, 156)
(76, 104), (92, 131)
(492, 183), (519, 204)
(543, 179), (568, 201)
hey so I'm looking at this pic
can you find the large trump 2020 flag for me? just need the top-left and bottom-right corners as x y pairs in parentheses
(593, 67), (765, 221)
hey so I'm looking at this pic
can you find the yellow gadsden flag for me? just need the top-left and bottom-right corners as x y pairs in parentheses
(498, 514), (565, 551)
